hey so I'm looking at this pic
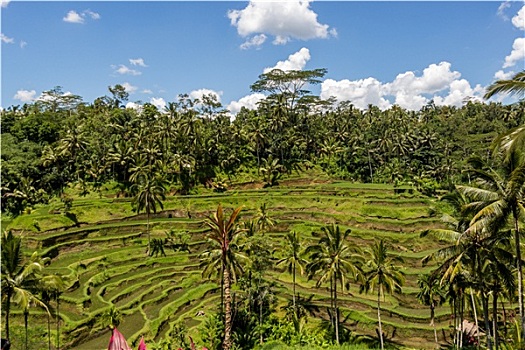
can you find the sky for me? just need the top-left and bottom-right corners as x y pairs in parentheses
(1, 1), (524, 113)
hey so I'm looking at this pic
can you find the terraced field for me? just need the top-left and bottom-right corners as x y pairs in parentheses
(5, 175), (452, 349)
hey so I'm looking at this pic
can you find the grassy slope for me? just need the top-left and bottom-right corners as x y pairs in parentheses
(4, 171), (453, 350)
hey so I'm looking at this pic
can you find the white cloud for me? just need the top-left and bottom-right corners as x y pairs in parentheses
(125, 102), (142, 110)
(114, 64), (141, 76)
(321, 78), (392, 110)
(240, 34), (267, 50)
(512, 5), (525, 30)
(494, 69), (515, 80)
(14, 89), (37, 102)
(503, 37), (525, 68)
(150, 97), (166, 110)
(1, 0), (10, 8)
(129, 58), (147, 67)
(122, 82), (138, 94)
(63, 9), (100, 24)
(498, 1), (512, 20)
(84, 10), (100, 20)
(321, 62), (483, 111)
(264, 47), (311, 73)
(228, 0), (336, 48)
(20, 41), (27, 48)
(1, 33), (14, 44)
(227, 93), (266, 114)
(142, 89), (153, 94)
(433, 79), (484, 107)
(189, 88), (222, 103)
(63, 10), (84, 24)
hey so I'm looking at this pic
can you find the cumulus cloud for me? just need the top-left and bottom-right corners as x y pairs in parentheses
(1, 0), (10, 8)
(20, 41), (27, 48)
(121, 82), (138, 94)
(264, 47), (311, 72)
(1, 33), (14, 44)
(227, 93), (266, 114)
(503, 37), (525, 68)
(142, 89), (153, 94)
(130, 58), (147, 67)
(63, 10), (84, 23)
(14, 89), (37, 102)
(150, 97), (166, 110)
(512, 5), (525, 30)
(240, 34), (267, 50)
(321, 62), (483, 111)
(113, 64), (141, 76)
(125, 101), (142, 110)
(63, 9), (100, 24)
(228, 0), (336, 48)
(189, 88), (222, 103)
(321, 78), (392, 110)
(494, 69), (515, 80)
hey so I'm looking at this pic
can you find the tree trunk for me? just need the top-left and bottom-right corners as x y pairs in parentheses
(48, 312), (52, 350)
(223, 264), (233, 350)
(259, 291), (264, 345)
(378, 285), (384, 350)
(482, 293), (493, 350)
(292, 261), (296, 312)
(5, 292), (11, 340)
(431, 304), (437, 344)
(146, 210), (151, 254)
(470, 289), (480, 349)
(493, 292), (498, 350)
(24, 310), (29, 350)
(56, 294), (60, 350)
(334, 278), (339, 345)
(514, 208), (524, 336)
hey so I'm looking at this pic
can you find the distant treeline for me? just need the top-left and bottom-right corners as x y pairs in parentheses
(1, 80), (524, 216)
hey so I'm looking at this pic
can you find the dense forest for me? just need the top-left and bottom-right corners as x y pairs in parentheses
(1, 69), (525, 350)
(2, 69), (524, 217)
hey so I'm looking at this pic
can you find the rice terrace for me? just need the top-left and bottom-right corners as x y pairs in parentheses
(1, 1), (525, 350)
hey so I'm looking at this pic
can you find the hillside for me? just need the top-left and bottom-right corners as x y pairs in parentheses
(3, 172), (453, 350)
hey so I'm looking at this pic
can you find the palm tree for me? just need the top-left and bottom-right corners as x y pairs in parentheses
(416, 273), (446, 345)
(203, 204), (245, 350)
(1, 231), (49, 345)
(458, 155), (525, 334)
(40, 273), (66, 350)
(484, 70), (525, 100)
(359, 240), (404, 350)
(306, 224), (361, 344)
(276, 230), (308, 329)
(132, 175), (166, 254)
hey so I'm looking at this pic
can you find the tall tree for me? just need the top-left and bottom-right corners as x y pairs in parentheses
(416, 273), (446, 345)
(360, 240), (404, 350)
(306, 224), (361, 344)
(1, 231), (49, 342)
(132, 176), (166, 254)
(276, 230), (308, 331)
(203, 204), (245, 350)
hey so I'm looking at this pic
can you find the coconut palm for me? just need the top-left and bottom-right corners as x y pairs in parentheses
(203, 204), (245, 350)
(276, 230), (308, 328)
(416, 273), (446, 345)
(306, 224), (361, 344)
(1, 231), (49, 346)
(458, 155), (525, 334)
(360, 240), (404, 350)
(132, 175), (166, 254)
(484, 70), (525, 100)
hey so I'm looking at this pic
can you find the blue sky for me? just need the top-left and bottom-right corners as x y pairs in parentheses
(1, 1), (524, 112)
